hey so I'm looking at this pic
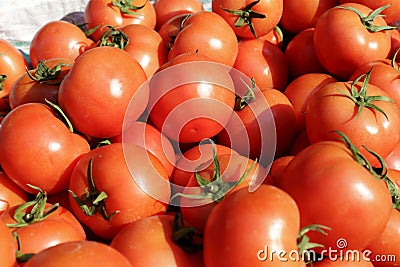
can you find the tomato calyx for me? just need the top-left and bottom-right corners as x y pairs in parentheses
(337, 68), (394, 121)
(6, 185), (59, 228)
(172, 212), (203, 253)
(111, 0), (147, 16)
(26, 60), (70, 86)
(336, 4), (396, 33)
(220, 0), (267, 38)
(297, 224), (330, 263)
(69, 158), (120, 221)
(234, 77), (256, 110)
(0, 74), (6, 91)
(13, 232), (35, 264)
(45, 99), (74, 133)
(98, 26), (130, 49)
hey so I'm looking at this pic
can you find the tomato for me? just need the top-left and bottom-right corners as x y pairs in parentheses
(110, 214), (204, 267)
(313, 3), (393, 80)
(279, 0), (338, 33)
(167, 11), (239, 66)
(58, 46), (148, 138)
(0, 40), (28, 107)
(111, 121), (176, 178)
(153, 0), (203, 30)
(389, 29), (400, 60)
(158, 13), (192, 50)
(68, 143), (170, 240)
(257, 26), (284, 47)
(29, 20), (94, 68)
(283, 73), (337, 133)
(212, 0), (283, 39)
(0, 103), (90, 194)
(385, 143), (400, 171)
(148, 52), (236, 143)
(278, 138), (392, 252)
(0, 221), (17, 267)
(289, 131), (311, 155)
(24, 240), (133, 267)
(339, 0), (400, 25)
(285, 28), (327, 79)
(268, 155), (294, 185)
(84, 0), (156, 41)
(0, 171), (29, 215)
(305, 74), (400, 165)
(204, 184), (301, 267)
(233, 38), (288, 91)
(9, 58), (73, 109)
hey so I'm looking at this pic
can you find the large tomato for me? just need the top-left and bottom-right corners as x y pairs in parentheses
(68, 143), (170, 240)
(58, 46), (148, 138)
(24, 240), (133, 267)
(313, 3), (393, 80)
(204, 184), (301, 267)
(0, 103), (90, 194)
(212, 0), (283, 39)
(153, 0), (203, 29)
(0, 171), (28, 215)
(29, 20), (95, 68)
(84, 0), (156, 41)
(0, 221), (17, 267)
(167, 11), (239, 66)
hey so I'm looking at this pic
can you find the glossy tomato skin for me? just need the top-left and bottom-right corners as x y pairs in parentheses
(0, 221), (17, 267)
(58, 46), (148, 138)
(158, 13), (192, 50)
(339, 0), (400, 24)
(204, 185), (301, 267)
(84, 0), (156, 41)
(153, 0), (203, 29)
(280, 0), (338, 33)
(24, 240), (134, 267)
(168, 11), (239, 66)
(0, 171), (29, 215)
(68, 143), (170, 240)
(9, 58), (73, 109)
(0, 103), (90, 194)
(110, 214), (204, 267)
(313, 3), (392, 80)
(278, 141), (392, 252)
(212, 0), (283, 39)
(305, 80), (400, 165)
(29, 20), (95, 68)
(234, 38), (288, 91)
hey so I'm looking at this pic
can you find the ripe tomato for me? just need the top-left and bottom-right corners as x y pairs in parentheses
(157, 13), (192, 50)
(68, 143), (170, 240)
(110, 214), (204, 267)
(58, 46), (148, 138)
(9, 58), (73, 109)
(29, 20), (95, 68)
(24, 240), (133, 267)
(0, 103), (90, 194)
(153, 0), (203, 29)
(289, 131), (311, 155)
(305, 74), (400, 165)
(0, 171), (28, 215)
(268, 155), (294, 185)
(279, 0), (338, 33)
(148, 52), (236, 143)
(204, 184), (301, 267)
(212, 0), (283, 39)
(278, 138), (392, 252)
(84, 0), (156, 41)
(233, 38), (288, 91)
(313, 3), (393, 80)
(0, 221), (17, 267)
(385, 143), (400, 171)
(167, 11), (239, 66)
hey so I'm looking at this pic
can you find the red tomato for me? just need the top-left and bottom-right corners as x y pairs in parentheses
(389, 29), (400, 60)
(305, 76), (400, 165)
(110, 214), (204, 267)
(68, 143), (170, 240)
(9, 58), (73, 109)
(212, 0), (283, 39)
(168, 11), (239, 66)
(24, 240), (133, 267)
(233, 38), (288, 91)
(385, 143), (400, 171)
(148, 52), (236, 143)
(280, 0), (338, 33)
(157, 13), (192, 50)
(257, 26), (284, 47)
(0, 103), (90, 194)
(153, 0), (203, 29)
(58, 46), (148, 138)
(313, 3), (392, 80)
(339, 0), (400, 24)
(0, 221), (17, 267)
(278, 139), (392, 252)
(84, 0), (156, 41)
(268, 155), (294, 185)
(283, 73), (337, 132)
(0, 171), (28, 215)
(289, 131), (311, 156)
(29, 20), (95, 68)
(285, 28), (327, 79)
(204, 185), (301, 267)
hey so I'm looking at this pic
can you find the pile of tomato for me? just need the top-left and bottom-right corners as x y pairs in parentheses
(1, 0), (400, 266)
